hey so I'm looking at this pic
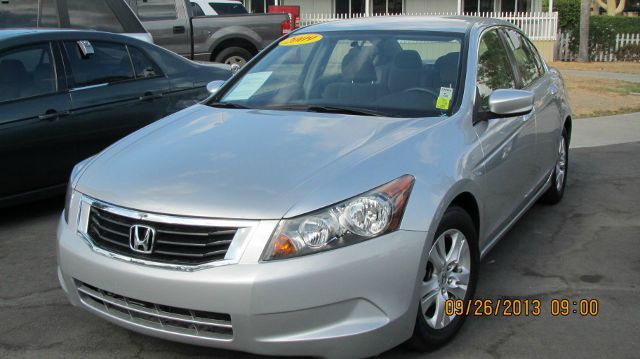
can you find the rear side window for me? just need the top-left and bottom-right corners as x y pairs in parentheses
(476, 29), (516, 107)
(503, 29), (543, 87)
(64, 41), (134, 88)
(0, 0), (38, 28)
(67, 0), (125, 32)
(0, 43), (56, 103)
(210, 2), (247, 14)
(191, 2), (205, 16)
(136, 0), (178, 20)
(128, 46), (163, 78)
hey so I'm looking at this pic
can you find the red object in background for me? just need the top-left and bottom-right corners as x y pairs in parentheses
(268, 5), (300, 33)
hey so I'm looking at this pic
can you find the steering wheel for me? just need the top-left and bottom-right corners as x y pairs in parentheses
(402, 87), (439, 99)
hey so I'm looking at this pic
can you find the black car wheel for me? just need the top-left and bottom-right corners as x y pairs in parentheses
(215, 47), (252, 66)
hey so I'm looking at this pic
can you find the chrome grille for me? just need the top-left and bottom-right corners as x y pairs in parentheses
(87, 206), (237, 265)
(76, 280), (233, 340)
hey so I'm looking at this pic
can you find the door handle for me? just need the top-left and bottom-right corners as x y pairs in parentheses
(38, 109), (69, 121)
(548, 84), (558, 96)
(173, 26), (186, 34)
(139, 92), (163, 101)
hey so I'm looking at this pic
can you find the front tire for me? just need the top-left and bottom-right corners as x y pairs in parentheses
(539, 128), (569, 205)
(410, 206), (479, 351)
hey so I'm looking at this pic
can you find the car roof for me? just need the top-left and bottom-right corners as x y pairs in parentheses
(296, 16), (514, 34)
(0, 28), (149, 48)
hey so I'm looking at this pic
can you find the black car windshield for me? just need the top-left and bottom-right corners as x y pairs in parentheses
(211, 31), (464, 118)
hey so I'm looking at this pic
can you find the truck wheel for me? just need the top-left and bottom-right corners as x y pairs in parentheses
(214, 47), (252, 66)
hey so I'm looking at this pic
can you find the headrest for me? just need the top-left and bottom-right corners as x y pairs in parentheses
(341, 46), (377, 83)
(392, 50), (422, 69)
(374, 40), (401, 66)
(388, 50), (423, 92)
(435, 52), (460, 86)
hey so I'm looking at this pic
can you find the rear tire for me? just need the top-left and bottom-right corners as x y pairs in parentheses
(410, 206), (479, 351)
(539, 128), (569, 205)
(214, 47), (252, 66)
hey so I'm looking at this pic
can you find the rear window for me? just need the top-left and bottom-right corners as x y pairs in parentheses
(210, 2), (247, 14)
(0, 0), (38, 28)
(67, 0), (125, 32)
(136, 0), (178, 20)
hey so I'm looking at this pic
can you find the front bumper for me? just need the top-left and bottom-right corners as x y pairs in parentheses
(57, 213), (427, 358)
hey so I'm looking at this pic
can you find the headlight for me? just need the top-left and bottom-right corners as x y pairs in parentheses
(262, 175), (414, 261)
(64, 156), (95, 223)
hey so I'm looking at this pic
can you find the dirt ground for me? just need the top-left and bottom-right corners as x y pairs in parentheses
(562, 76), (640, 118)
(550, 61), (640, 74)
(549, 62), (640, 118)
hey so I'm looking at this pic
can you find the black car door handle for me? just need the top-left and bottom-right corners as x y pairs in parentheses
(139, 92), (163, 101)
(173, 26), (186, 34)
(38, 110), (69, 121)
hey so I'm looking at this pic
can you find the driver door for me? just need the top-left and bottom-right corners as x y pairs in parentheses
(473, 28), (539, 247)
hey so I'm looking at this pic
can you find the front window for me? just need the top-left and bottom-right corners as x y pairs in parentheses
(0, 43), (56, 103)
(212, 31), (464, 118)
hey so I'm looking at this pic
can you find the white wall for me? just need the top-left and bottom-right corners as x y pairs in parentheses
(405, 0), (457, 13)
(282, 0), (333, 14)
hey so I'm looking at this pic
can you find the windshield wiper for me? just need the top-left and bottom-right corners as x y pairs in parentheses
(305, 105), (388, 117)
(209, 102), (248, 109)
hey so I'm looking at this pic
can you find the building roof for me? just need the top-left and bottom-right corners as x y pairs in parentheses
(297, 16), (513, 34)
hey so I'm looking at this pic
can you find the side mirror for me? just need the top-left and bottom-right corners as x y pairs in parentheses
(206, 80), (225, 95)
(488, 89), (534, 117)
(230, 63), (241, 75)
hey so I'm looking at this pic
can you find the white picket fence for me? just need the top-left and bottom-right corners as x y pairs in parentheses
(556, 33), (640, 61)
(299, 12), (559, 41)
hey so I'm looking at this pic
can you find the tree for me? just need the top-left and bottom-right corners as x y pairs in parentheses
(594, 0), (626, 15)
(578, 0), (591, 62)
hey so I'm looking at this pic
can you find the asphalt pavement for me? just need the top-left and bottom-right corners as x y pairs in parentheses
(1, 113), (639, 358)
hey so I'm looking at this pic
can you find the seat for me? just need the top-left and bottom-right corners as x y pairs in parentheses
(434, 52), (460, 88)
(373, 39), (401, 86)
(0, 59), (30, 102)
(387, 50), (423, 93)
(322, 46), (387, 106)
(378, 50), (437, 112)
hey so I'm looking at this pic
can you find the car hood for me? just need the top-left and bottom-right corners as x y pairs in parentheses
(77, 105), (435, 219)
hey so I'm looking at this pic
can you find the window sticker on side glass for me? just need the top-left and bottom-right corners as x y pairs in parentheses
(224, 71), (272, 101)
(436, 86), (453, 110)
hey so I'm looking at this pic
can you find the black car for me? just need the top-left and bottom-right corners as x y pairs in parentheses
(0, 29), (230, 207)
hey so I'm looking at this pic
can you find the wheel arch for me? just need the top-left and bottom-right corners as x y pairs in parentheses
(563, 115), (572, 145)
(210, 37), (259, 62)
(448, 192), (480, 237)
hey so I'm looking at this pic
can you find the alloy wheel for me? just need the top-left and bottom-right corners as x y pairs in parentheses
(421, 229), (471, 329)
(556, 136), (567, 192)
(224, 55), (247, 66)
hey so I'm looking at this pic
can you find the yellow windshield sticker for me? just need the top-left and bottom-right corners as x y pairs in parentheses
(279, 34), (323, 46)
(436, 97), (450, 110)
(436, 86), (453, 110)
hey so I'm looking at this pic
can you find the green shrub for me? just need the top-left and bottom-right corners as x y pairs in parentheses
(545, 0), (581, 33)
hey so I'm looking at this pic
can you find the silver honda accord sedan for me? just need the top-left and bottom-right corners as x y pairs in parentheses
(57, 16), (571, 358)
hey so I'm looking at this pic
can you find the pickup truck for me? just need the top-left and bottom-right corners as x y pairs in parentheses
(125, 0), (290, 65)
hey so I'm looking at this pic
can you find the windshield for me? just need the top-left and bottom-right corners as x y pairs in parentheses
(212, 31), (464, 118)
